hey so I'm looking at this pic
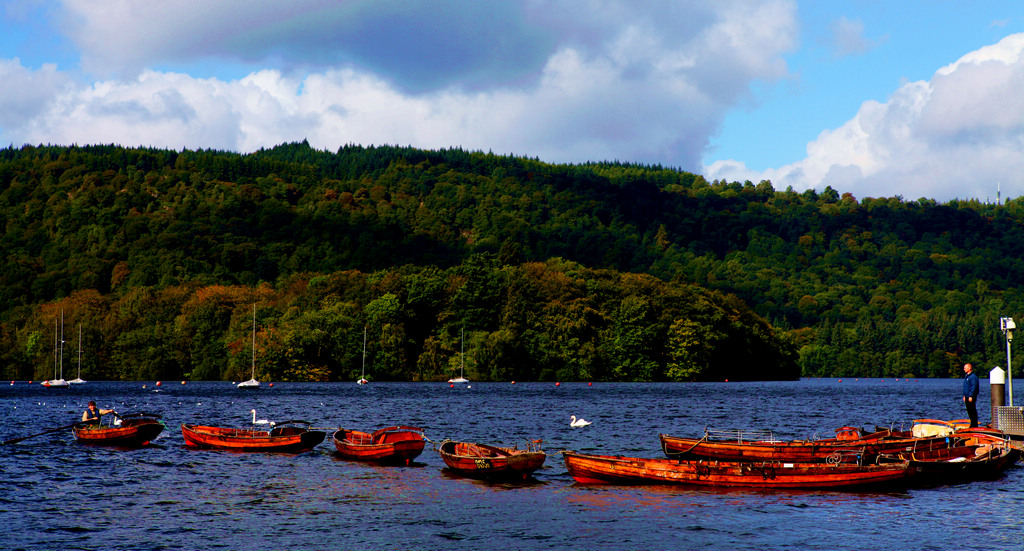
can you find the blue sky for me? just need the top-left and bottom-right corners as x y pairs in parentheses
(1, 1), (1023, 202)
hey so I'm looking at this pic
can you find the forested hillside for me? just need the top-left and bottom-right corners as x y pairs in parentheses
(1, 142), (1020, 381)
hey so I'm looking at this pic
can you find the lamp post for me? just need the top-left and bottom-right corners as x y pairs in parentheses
(1001, 317), (1015, 406)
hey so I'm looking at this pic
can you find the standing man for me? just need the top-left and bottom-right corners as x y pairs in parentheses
(963, 363), (980, 428)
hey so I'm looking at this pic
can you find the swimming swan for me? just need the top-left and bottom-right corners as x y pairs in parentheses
(251, 409), (271, 425)
(570, 415), (592, 427)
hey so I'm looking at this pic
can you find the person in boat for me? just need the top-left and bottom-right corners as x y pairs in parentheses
(82, 401), (115, 425)
(962, 363), (980, 428)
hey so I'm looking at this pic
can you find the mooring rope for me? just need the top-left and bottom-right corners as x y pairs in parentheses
(663, 433), (708, 458)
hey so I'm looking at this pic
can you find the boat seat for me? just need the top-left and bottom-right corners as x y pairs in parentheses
(912, 424), (954, 438)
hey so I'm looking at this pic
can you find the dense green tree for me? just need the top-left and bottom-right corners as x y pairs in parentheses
(3, 142), (1024, 380)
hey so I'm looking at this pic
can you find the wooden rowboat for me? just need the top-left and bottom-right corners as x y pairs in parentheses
(660, 427), (952, 463)
(73, 413), (164, 447)
(563, 451), (919, 489)
(181, 421), (325, 453)
(332, 426), (425, 465)
(437, 439), (546, 480)
(899, 444), (1017, 481)
(891, 428), (1020, 482)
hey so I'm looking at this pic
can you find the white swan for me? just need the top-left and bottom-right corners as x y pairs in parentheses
(570, 415), (592, 427)
(251, 409), (270, 425)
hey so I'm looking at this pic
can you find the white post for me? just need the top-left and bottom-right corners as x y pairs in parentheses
(990, 367), (1006, 429)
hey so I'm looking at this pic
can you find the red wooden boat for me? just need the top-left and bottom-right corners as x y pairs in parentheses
(73, 413), (165, 447)
(900, 444), (1018, 481)
(660, 426), (952, 463)
(181, 421), (325, 452)
(437, 439), (546, 480)
(563, 451), (919, 489)
(890, 428), (1020, 481)
(332, 426), (425, 465)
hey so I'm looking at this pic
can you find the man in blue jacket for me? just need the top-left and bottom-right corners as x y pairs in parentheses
(962, 363), (980, 428)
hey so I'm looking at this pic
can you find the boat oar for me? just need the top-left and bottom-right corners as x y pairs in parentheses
(2, 422), (81, 445)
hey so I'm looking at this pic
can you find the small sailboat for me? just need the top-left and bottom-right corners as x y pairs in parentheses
(44, 314), (69, 388)
(69, 324), (86, 385)
(448, 328), (469, 384)
(237, 304), (260, 389)
(357, 326), (369, 385)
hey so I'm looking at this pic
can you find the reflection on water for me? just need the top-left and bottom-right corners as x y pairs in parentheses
(1, 379), (1020, 550)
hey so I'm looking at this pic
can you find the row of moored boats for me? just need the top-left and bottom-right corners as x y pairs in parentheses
(65, 415), (1020, 488)
(567, 421), (1019, 488)
(68, 414), (546, 480)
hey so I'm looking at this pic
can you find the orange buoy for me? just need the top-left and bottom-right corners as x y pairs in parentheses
(511, 381), (516, 384)
(269, 383), (274, 387)
(555, 382), (560, 386)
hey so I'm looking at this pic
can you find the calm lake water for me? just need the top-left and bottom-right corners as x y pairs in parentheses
(2, 378), (1021, 550)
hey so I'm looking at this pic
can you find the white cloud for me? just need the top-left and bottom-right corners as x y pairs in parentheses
(706, 32), (1024, 201)
(828, 16), (881, 57)
(1, 1), (798, 173)
(0, 59), (69, 130)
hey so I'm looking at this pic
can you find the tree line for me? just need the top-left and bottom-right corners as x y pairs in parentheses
(6, 256), (796, 383)
(1, 141), (1022, 380)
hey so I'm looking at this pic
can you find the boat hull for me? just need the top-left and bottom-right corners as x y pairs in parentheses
(438, 440), (546, 480)
(660, 431), (951, 463)
(236, 379), (260, 389)
(73, 419), (164, 447)
(898, 436), (1020, 482)
(181, 423), (325, 452)
(332, 427), (425, 465)
(563, 451), (918, 489)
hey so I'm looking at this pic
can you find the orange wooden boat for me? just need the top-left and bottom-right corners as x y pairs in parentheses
(890, 428), (1020, 481)
(563, 451), (919, 488)
(437, 439), (546, 480)
(660, 426), (952, 463)
(73, 413), (164, 447)
(332, 426), (425, 465)
(181, 421), (325, 452)
(899, 444), (1017, 481)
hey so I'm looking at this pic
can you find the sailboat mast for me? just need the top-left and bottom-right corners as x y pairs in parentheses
(251, 303), (256, 379)
(59, 310), (64, 379)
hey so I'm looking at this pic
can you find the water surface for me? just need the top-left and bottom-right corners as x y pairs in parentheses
(2, 379), (1020, 550)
